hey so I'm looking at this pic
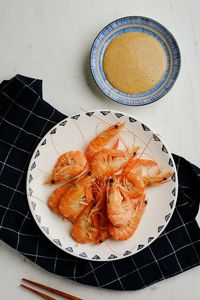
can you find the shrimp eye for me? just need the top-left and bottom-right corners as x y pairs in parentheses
(51, 179), (56, 184)
(145, 200), (148, 205)
(114, 124), (118, 129)
(109, 178), (114, 184)
(163, 177), (167, 181)
(87, 171), (92, 176)
(133, 152), (136, 156)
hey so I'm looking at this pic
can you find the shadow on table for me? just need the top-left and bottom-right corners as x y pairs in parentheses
(82, 51), (109, 104)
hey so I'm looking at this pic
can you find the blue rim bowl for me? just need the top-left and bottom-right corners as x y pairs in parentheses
(90, 16), (181, 106)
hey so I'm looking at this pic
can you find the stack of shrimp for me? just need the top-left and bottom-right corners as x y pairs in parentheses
(46, 122), (172, 244)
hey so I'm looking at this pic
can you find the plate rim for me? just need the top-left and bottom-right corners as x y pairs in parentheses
(26, 109), (178, 261)
(90, 16), (181, 106)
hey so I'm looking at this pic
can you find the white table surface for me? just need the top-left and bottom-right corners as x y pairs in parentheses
(0, 0), (200, 299)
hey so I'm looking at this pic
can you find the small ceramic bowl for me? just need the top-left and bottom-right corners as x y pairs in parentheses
(90, 16), (181, 106)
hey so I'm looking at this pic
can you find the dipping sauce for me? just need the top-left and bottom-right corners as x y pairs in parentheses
(103, 32), (167, 94)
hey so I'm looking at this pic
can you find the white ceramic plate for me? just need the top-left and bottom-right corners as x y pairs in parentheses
(26, 110), (178, 261)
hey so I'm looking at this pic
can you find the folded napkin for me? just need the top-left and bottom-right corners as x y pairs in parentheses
(0, 74), (200, 290)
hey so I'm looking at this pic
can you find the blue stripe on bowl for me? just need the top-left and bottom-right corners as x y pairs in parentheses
(90, 16), (181, 106)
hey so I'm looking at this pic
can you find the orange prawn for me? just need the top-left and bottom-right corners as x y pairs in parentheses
(90, 149), (125, 179)
(104, 146), (140, 177)
(59, 172), (94, 221)
(119, 155), (156, 198)
(85, 122), (125, 162)
(71, 182), (110, 244)
(121, 155), (157, 176)
(70, 204), (99, 243)
(91, 182), (110, 243)
(48, 181), (73, 214)
(143, 170), (173, 187)
(45, 151), (87, 184)
(125, 172), (145, 199)
(109, 196), (147, 241)
(107, 178), (133, 227)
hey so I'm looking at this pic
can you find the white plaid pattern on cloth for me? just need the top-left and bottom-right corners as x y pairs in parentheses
(0, 75), (200, 290)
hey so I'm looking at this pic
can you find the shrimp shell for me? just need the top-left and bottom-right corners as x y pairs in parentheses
(48, 181), (73, 214)
(109, 197), (146, 241)
(107, 179), (133, 226)
(90, 149), (125, 179)
(59, 173), (93, 221)
(143, 170), (173, 187)
(70, 205), (99, 243)
(85, 122), (125, 162)
(46, 151), (87, 184)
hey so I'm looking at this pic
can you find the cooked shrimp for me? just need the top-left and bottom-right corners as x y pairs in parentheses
(91, 182), (110, 243)
(45, 151), (87, 184)
(109, 196), (147, 241)
(122, 156), (157, 176)
(71, 204), (99, 243)
(90, 149), (125, 179)
(48, 181), (73, 214)
(107, 178), (133, 227)
(59, 172), (94, 221)
(125, 172), (145, 198)
(107, 146), (140, 175)
(85, 122), (125, 162)
(120, 156), (157, 198)
(143, 170), (173, 187)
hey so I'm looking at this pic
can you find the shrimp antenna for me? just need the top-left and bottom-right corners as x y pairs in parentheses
(29, 194), (47, 204)
(124, 125), (157, 162)
(51, 134), (61, 157)
(108, 112), (158, 162)
(130, 136), (155, 173)
(36, 168), (51, 176)
(72, 119), (86, 146)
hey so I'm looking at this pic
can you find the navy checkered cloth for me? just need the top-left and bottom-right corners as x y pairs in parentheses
(0, 74), (200, 290)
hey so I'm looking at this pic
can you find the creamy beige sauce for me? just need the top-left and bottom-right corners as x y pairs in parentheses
(103, 32), (167, 94)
